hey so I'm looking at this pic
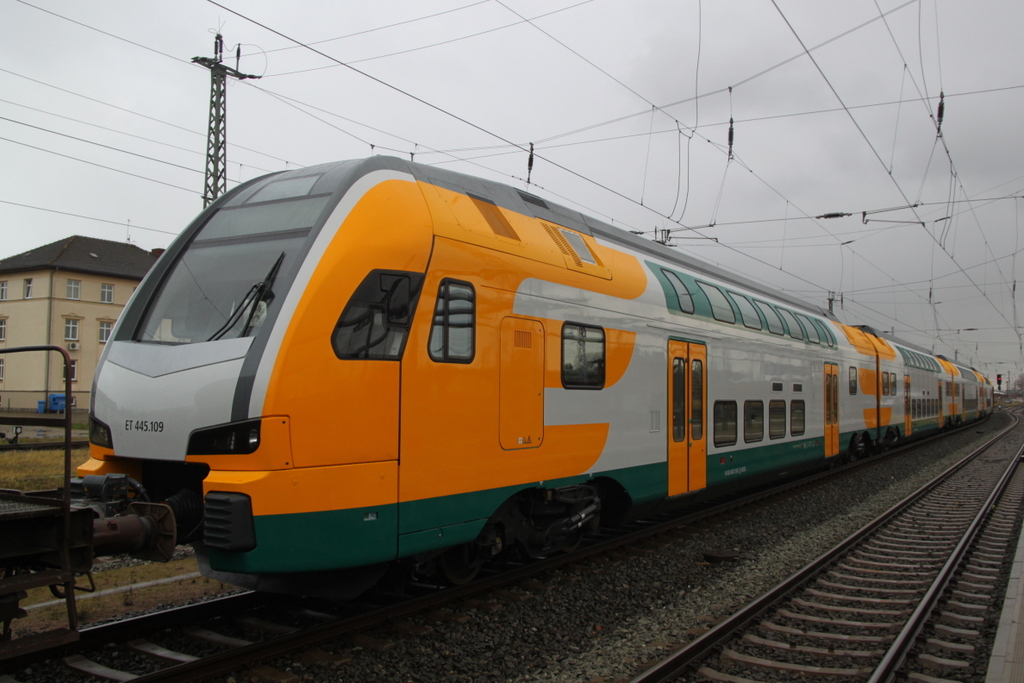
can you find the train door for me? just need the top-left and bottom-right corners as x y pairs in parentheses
(938, 380), (944, 427)
(824, 363), (839, 457)
(904, 376), (912, 437)
(668, 341), (707, 496)
(499, 317), (545, 450)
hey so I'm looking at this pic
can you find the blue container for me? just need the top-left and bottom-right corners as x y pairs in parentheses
(47, 394), (66, 412)
(37, 400), (46, 413)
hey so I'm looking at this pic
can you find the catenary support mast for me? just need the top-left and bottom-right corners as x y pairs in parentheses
(192, 34), (260, 208)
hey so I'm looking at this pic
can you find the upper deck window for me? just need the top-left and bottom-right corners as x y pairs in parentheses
(696, 282), (735, 324)
(777, 309), (804, 340)
(796, 313), (820, 344)
(662, 270), (695, 314)
(730, 293), (763, 330)
(754, 301), (784, 335)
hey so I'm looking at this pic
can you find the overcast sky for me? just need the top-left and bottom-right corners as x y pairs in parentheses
(2, 0), (1022, 379)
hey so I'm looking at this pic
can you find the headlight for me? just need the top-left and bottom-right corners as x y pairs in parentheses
(187, 420), (261, 455)
(89, 415), (113, 448)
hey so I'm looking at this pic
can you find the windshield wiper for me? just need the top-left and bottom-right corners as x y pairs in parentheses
(207, 252), (285, 342)
(240, 252), (285, 337)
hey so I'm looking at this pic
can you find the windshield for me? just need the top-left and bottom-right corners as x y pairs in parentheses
(137, 191), (329, 343)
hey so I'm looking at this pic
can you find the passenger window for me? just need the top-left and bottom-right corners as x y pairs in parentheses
(882, 373), (889, 396)
(333, 270), (424, 360)
(890, 373), (897, 396)
(777, 309), (804, 340)
(662, 270), (695, 314)
(796, 314), (819, 343)
(730, 293), (762, 330)
(691, 359), (703, 440)
(790, 400), (805, 436)
(713, 401), (737, 447)
(743, 400), (764, 443)
(562, 323), (605, 389)
(697, 282), (736, 324)
(672, 358), (686, 443)
(769, 400), (786, 439)
(428, 279), (475, 362)
(849, 367), (858, 394)
(754, 301), (785, 335)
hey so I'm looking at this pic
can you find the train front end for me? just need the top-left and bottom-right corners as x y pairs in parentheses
(78, 158), (433, 595)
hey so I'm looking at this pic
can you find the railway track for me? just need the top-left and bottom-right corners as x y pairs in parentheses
(1, 419), (1007, 682)
(630, 412), (1024, 683)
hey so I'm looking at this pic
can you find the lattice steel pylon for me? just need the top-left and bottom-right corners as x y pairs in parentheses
(192, 34), (260, 208)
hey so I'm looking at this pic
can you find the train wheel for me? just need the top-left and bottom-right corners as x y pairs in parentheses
(439, 544), (481, 585)
(849, 433), (868, 461)
(561, 528), (585, 554)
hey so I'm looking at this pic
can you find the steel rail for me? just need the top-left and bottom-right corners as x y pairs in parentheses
(627, 411), (1021, 683)
(868, 426), (1024, 683)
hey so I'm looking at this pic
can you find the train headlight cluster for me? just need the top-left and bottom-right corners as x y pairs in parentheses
(89, 415), (113, 449)
(187, 420), (262, 455)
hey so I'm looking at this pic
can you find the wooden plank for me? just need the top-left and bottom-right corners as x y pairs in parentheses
(128, 639), (199, 664)
(63, 655), (139, 681)
(183, 626), (253, 648)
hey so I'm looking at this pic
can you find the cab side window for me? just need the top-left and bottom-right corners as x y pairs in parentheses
(428, 279), (475, 363)
(333, 270), (424, 360)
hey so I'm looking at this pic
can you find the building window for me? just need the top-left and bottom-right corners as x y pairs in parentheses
(64, 318), (79, 341)
(0, 318), (5, 341)
(0, 358), (4, 382)
(23, 278), (32, 299)
(63, 360), (77, 382)
(101, 283), (114, 304)
(561, 323), (605, 389)
(743, 400), (764, 443)
(428, 279), (475, 363)
(0, 281), (6, 300)
(67, 279), (81, 300)
(99, 321), (113, 343)
(713, 401), (738, 447)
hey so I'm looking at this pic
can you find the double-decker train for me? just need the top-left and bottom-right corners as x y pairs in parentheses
(77, 156), (992, 596)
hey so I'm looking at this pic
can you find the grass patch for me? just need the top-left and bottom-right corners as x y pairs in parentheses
(14, 554), (241, 636)
(0, 447), (91, 491)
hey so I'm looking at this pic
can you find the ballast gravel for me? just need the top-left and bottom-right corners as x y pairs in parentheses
(277, 413), (1014, 683)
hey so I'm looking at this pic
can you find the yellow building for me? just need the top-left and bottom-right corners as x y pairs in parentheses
(0, 236), (160, 412)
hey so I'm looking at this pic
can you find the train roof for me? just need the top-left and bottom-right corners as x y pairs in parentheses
(327, 156), (837, 320)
